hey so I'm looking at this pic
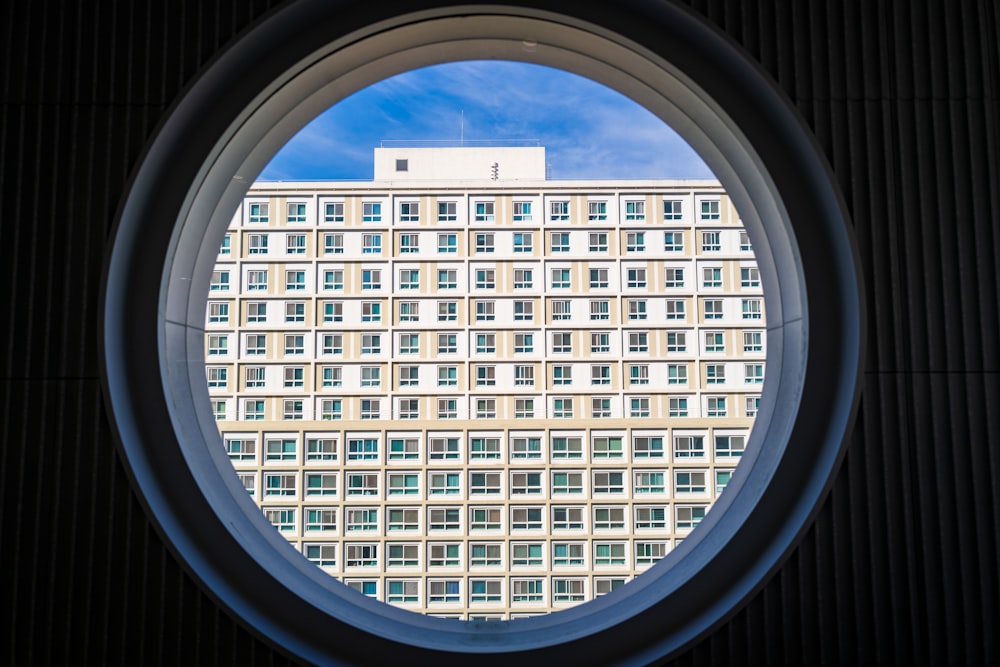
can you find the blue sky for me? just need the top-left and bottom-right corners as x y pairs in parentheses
(260, 61), (714, 181)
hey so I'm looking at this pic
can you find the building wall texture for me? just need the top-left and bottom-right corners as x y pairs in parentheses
(1, 1), (998, 665)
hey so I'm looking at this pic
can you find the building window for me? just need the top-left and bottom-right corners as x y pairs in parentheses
(700, 200), (720, 220)
(588, 201), (607, 221)
(283, 334), (304, 354)
(635, 506), (667, 529)
(248, 233), (268, 255)
(362, 233), (382, 254)
(324, 232), (344, 254)
(510, 507), (543, 530)
(633, 436), (664, 459)
(663, 199), (682, 220)
(589, 268), (609, 288)
(745, 363), (765, 384)
(248, 202), (269, 224)
(705, 331), (725, 353)
(628, 331), (648, 352)
(437, 398), (457, 419)
(319, 399), (342, 420)
(510, 437), (541, 460)
(592, 436), (623, 459)
(398, 333), (419, 355)
(469, 507), (501, 531)
(398, 398), (420, 419)
(511, 578), (544, 603)
(361, 269), (381, 289)
(470, 472), (501, 496)
(664, 231), (684, 251)
(704, 299), (723, 320)
(552, 332), (572, 353)
(470, 437), (500, 460)
(208, 301), (229, 324)
(513, 268), (533, 289)
(634, 470), (665, 494)
(551, 299), (571, 321)
(706, 363), (726, 384)
(283, 366), (304, 388)
(427, 543), (460, 569)
(475, 269), (495, 289)
(510, 472), (542, 495)
(746, 395), (761, 417)
(513, 201), (533, 221)
(469, 579), (502, 602)
(591, 332), (610, 353)
(474, 201), (495, 222)
(398, 200), (419, 222)
(387, 473), (419, 496)
(360, 398), (381, 419)
(225, 438), (256, 462)
(675, 470), (707, 494)
(593, 506), (626, 529)
(550, 268), (571, 290)
(591, 364), (611, 385)
(627, 299), (647, 320)
(323, 269), (343, 290)
(591, 397), (612, 419)
(345, 544), (378, 567)
(304, 472), (337, 497)
(741, 266), (761, 287)
(513, 231), (533, 252)
(475, 300), (495, 322)
(388, 438), (418, 461)
(664, 267), (684, 288)
(590, 299), (610, 320)
(320, 301), (340, 322)
(676, 506), (707, 530)
(552, 506), (585, 530)
(743, 330), (763, 352)
(321, 333), (343, 355)
(264, 508), (296, 533)
(715, 435), (746, 458)
(429, 472), (461, 496)
(428, 507), (460, 531)
(552, 397), (573, 418)
(475, 232), (495, 253)
(475, 333), (496, 354)
(626, 268), (647, 288)
(286, 202), (307, 224)
(514, 398), (535, 418)
(674, 435), (705, 458)
(594, 542), (627, 565)
(549, 200), (569, 221)
(716, 470), (734, 495)
(630, 397), (651, 418)
(360, 334), (380, 354)
(469, 542), (502, 566)
(246, 301), (266, 322)
(668, 397), (689, 417)
(589, 232), (608, 252)
(304, 544), (336, 568)
(306, 438), (337, 461)
(742, 298), (763, 319)
(701, 230), (721, 252)
(626, 231), (646, 251)
(550, 232), (570, 252)
(207, 335), (229, 356)
(362, 202), (382, 223)
(287, 234), (306, 254)
(629, 363), (650, 385)
(437, 365), (457, 387)
(513, 333), (534, 354)
(511, 543), (543, 567)
(740, 230), (753, 251)
(475, 398), (497, 419)
(703, 267), (722, 288)
(247, 270), (268, 291)
(323, 202), (344, 224)
(635, 542), (669, 565)
(551, 437), (583, 459)
(386, 578), (420, 604)
(437, 201), (457, 221)
(398, 269), (419, 290)
(551, 471), (583, 494)
(284, 270), (306, 291)
(707, 396), (728, 417)
(667, 363), (688, 385)
(346, 508), (378, 532)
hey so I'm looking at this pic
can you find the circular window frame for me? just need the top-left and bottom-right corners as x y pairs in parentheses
(101, 2), (863, 665)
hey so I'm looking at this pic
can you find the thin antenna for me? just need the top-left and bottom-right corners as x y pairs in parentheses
(460, 110), (464, 146)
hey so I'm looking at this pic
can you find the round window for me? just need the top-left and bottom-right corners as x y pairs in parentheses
(102, 3), (862, 664)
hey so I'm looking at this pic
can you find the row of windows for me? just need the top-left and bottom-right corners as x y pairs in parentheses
(209, 266), (762, 294)
(261, 504), (709, 534)
(298, 542), (674, 572)
(217, 394), (759, 422)
(223, 433), (746, 463)
(335, 574), (633, 606)
(242, 467), (733, 499)
(207, 298), (765, 329)
(222, 229), (753, 257)
(208, 361), (764, 391)
(206, 325), (765, 358)
(238, 199), (727, 227)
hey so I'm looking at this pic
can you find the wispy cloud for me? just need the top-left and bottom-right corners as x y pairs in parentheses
(260, 61), (713, 181)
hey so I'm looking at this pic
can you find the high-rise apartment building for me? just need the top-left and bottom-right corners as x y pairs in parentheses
(205, 146), (764, 619)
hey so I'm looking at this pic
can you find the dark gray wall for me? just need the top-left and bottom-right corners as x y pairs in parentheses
(2, 1), (997, 664)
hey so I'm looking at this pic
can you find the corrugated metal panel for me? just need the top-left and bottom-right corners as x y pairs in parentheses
(2, 1), (997, 665)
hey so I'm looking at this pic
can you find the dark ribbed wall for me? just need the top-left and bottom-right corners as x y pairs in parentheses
(2, 1), (997, 665)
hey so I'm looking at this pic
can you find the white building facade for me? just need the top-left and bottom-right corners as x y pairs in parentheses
(205, 147), (765, 619)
